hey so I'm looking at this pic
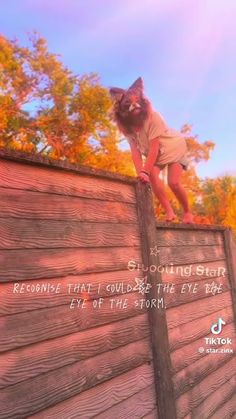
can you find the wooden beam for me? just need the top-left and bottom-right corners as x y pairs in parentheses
(135, 182), (176, 419)
(156, 222), (227, 231)
(223, 228), (236, 325)
(0, 148), (136, 185)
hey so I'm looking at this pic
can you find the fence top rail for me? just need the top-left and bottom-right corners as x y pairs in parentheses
(156, 222), (230, 232)
(0, 148), (137, 185)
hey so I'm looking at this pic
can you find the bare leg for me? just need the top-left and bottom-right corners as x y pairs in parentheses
(167, 163), (194, 223)
(149, 166), (176, 221)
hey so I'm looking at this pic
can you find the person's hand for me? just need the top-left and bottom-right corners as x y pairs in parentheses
(138, 170), (150, 184)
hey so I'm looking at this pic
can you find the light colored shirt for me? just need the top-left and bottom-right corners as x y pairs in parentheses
(127, 111), (188, 167)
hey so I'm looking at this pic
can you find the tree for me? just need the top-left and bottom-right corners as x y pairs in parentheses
(0, 33), (130, 169)
(196, 176), (236, 233)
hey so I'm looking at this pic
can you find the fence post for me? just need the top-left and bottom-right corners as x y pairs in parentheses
(135, 181), (176, 419)
(223, 228), (236, 325)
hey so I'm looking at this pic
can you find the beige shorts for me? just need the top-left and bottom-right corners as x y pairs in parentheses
(155, 154), (189, 171)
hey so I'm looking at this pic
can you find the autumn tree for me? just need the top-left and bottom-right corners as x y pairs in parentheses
(0, 32), (135, 172)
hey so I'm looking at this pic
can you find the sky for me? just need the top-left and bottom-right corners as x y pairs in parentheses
(1, 0), (236, 178)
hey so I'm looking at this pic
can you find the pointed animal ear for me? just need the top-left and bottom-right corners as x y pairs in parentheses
(109, 87), (125, 102)
(128, 77), (144, 93)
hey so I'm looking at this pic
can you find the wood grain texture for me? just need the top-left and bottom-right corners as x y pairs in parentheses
(191, 375), (236, 418)
(168, 305), (233, 352)
(0, 149), (136, 185)
(0, 218), (141, 249)
(0, 270), (144, 316)
(0, 313), (150, 388)
(166, 291), (233, 329)
(223, 229), (236, 325)
(175, 357), (236, 418)
(158, 245), (225, 266)
(141, 408), (158, 419)
(165, 278), (230, 309)
(0, 292), (146, 352)
(0, 159), (136, 203)
(28, 363), (155, 419)
(161, 261), (228, 284)
(94, 385), (156, 419)
(0, 246), (141, 282)
(156, 222), (226, 231)
(210, 394), (236, 419)
(170, 322), (235, 373)
(173, 352), (235, 398)
(0, 187), (138, 223)
(0, 339), (152, 419)
(135, 181), (177, 419)
(156, 229), (223, 247)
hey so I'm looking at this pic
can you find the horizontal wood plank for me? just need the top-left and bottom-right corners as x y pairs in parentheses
(166, 291), (233, 329)
(210, 394), (236, 419)
(94, 385), (156, 419)
(176, 357), (236, 418)
(0, 160), (136, 203)
(141, 408), (158, 419)
(164, 277), (230, 309)
(173, 352), (235, 398)
(161, 261), (228, 284)
(0, 188), (138, 223)
(0, 247), (142, 282)
(0, 270), (144, 316)
(29, 363), (155, 419)
(170, 322), (235, 373)
(156, 229), (223, 247)
(0, 292), (146, 352)
(0, 218), (140, 249)
(0, 339), (152, 419)
(0, 150), (136, 186)
(168, 305), (233, 352)
(158, 245), (225, 266)
(191, 375), (236, 418)
(0, 313), (150, 388)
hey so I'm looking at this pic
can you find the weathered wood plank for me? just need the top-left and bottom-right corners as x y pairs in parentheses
(0, 218), (140, 249)
(0, 339), (152, 419)
(161, 261), (228, 284)
(0, 313), (150, 388)
(156, 222), (226, 231)
(169, 305), (233, 352)
(0, 187), (138, 223)
(191, 375), (236, 418)
(0, 159), (136, 203)
(28, 363), (155, 419)
(165, 277), (230, 309)
(173, 352), (235, 398)
(0, 149), (136, 185)
(0, 292), (146, 352)
(0, 247), (141, 282)
(94, 385), (156, 419)
(156, 229), (223, 247)
(210, 394), (236, 419)
(166, 291), (233, 329)
(171, 322), (235, 373)
(135, 181), (177, 419)
(176, 357), (235, 418)
(0, 270), (143, 316)
(158, 245), (225, 266)
(223, 229), (236, 325)
(141, 408), (158, 419)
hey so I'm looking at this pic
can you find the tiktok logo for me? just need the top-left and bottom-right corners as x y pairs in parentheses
(210, 318), (226, 335)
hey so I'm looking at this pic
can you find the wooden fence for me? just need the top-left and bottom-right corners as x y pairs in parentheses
(0, 149), (235, 419)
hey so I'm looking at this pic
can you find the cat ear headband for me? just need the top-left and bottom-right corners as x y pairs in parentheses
(109, 77), (144, 103)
